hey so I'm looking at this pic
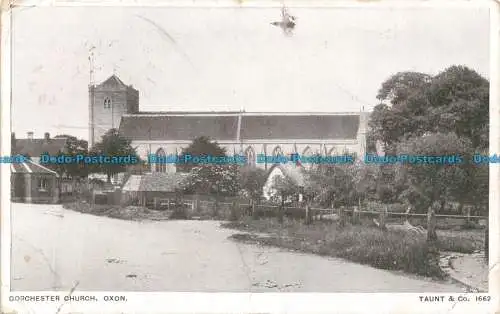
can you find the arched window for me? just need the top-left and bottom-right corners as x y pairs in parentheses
(104, 97), (112, 109)
(272, 146), (283, 157)
(302, 146), (313, 170)
(245, 146), (256, 167)
(155, 148), (166, 173)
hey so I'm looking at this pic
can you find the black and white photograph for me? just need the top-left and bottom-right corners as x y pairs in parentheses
(1, 0), (498, 313)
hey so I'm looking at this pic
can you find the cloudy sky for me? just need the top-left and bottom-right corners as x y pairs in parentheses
(11, 4), (490, 140)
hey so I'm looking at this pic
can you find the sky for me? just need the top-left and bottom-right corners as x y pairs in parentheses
(11, 4), (490, 141)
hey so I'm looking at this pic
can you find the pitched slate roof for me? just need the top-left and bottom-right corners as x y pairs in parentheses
(13, 138), (67, 157)
(122, 172), (190, 192)
(119, 113), (361, 141)
(119, 115), (239, 141)
(11, 159), (59, 176)
(240, 115), (360, 140)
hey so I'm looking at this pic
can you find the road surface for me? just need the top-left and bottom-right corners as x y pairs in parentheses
(11, 203), (465, 292)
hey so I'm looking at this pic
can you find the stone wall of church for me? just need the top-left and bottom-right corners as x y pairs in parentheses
(133, 140), (362, 173)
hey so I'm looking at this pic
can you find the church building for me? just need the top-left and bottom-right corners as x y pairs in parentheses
(89, 75), (370, 173)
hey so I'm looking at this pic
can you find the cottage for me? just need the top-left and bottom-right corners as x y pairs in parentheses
(11, 159), (60, 204)
(122, 172), (189, 207)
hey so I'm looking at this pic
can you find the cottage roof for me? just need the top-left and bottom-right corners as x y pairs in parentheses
(13, 138), (67, 157)
(119, 113), (361, 141)
(11, 159), (59, 176)
(267, 163), (306, 187)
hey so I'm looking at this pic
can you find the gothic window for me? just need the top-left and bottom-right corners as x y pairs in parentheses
(302, 146), (313, 170)
(245, 146), (256, 167)
(272, 146), (283, 157)
(104, 97), (112, 109)
(155, 148), (166, 173)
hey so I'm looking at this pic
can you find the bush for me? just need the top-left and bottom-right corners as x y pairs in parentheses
(224, 217), (444, 278)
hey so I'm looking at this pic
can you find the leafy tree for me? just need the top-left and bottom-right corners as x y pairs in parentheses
(369, 66), (489, 152)
(91, 129), (139, 183)
(270, 174), (300, 205)
(395, 133), (474, 213)
(177, 136), (226, 173)
(305, 163), (358, 208)
(54, 135), (89, 179)
(180, 137), (240, 196)
(238, 167), (268, 201)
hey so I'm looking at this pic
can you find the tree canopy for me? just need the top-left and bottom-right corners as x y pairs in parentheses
(180, 137), (240, 197)
(91, 129), (139, 182)
(370, 66), (489, 152)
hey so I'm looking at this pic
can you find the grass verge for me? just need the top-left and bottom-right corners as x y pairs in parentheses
(63, 201), (171, 221)
(222, 217), (483, 279)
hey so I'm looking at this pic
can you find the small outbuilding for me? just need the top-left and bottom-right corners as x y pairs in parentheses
(11, 159), (60, 204)
(122, 172), (189, 207)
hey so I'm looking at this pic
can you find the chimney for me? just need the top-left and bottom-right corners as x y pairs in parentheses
(27, 132), (34, 140)
(44, 132), (50, 141)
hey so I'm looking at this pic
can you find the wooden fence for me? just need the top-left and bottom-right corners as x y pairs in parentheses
(151, 197), (487, 226)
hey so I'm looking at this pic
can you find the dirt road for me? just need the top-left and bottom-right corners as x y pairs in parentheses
(11, 203), (465, 292)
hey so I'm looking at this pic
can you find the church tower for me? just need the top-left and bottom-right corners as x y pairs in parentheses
(88, 75), (139, 148)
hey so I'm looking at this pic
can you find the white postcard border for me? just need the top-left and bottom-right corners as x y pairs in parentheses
(1, 0), (499, 313)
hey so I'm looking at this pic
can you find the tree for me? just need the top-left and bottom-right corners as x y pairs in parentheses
(270, 174), (300, 205)
(51, 135), (90, 179)
(91, 129), (139, 183)
(369, 66), (489, 152)
(177, 136), (226, 173)
(180, 137), (240, 196)
(238, 167), (268, 201)
(304, 163), (358, 208)
(395, 133), (474, 213)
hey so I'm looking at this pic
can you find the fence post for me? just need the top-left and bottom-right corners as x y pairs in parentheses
(154, 197), (158, 210)
(427, 203), (438, 243)
(466, 207), (471, 225)
(213, 199), (219, 217)
(305, 204), (311, 225)
(252, 201), (257, 220)
(337, 206), (345, 227)
(352, 206), (360, 225)
(230, 200), (239, 221)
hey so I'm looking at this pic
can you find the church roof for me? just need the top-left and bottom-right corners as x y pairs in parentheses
(240, 115), (360, 140)
(119, 113), (361, 141)
(120, 115), (239, 141)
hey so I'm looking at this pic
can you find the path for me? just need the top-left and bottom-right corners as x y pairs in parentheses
(11, 203), (466, 292)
